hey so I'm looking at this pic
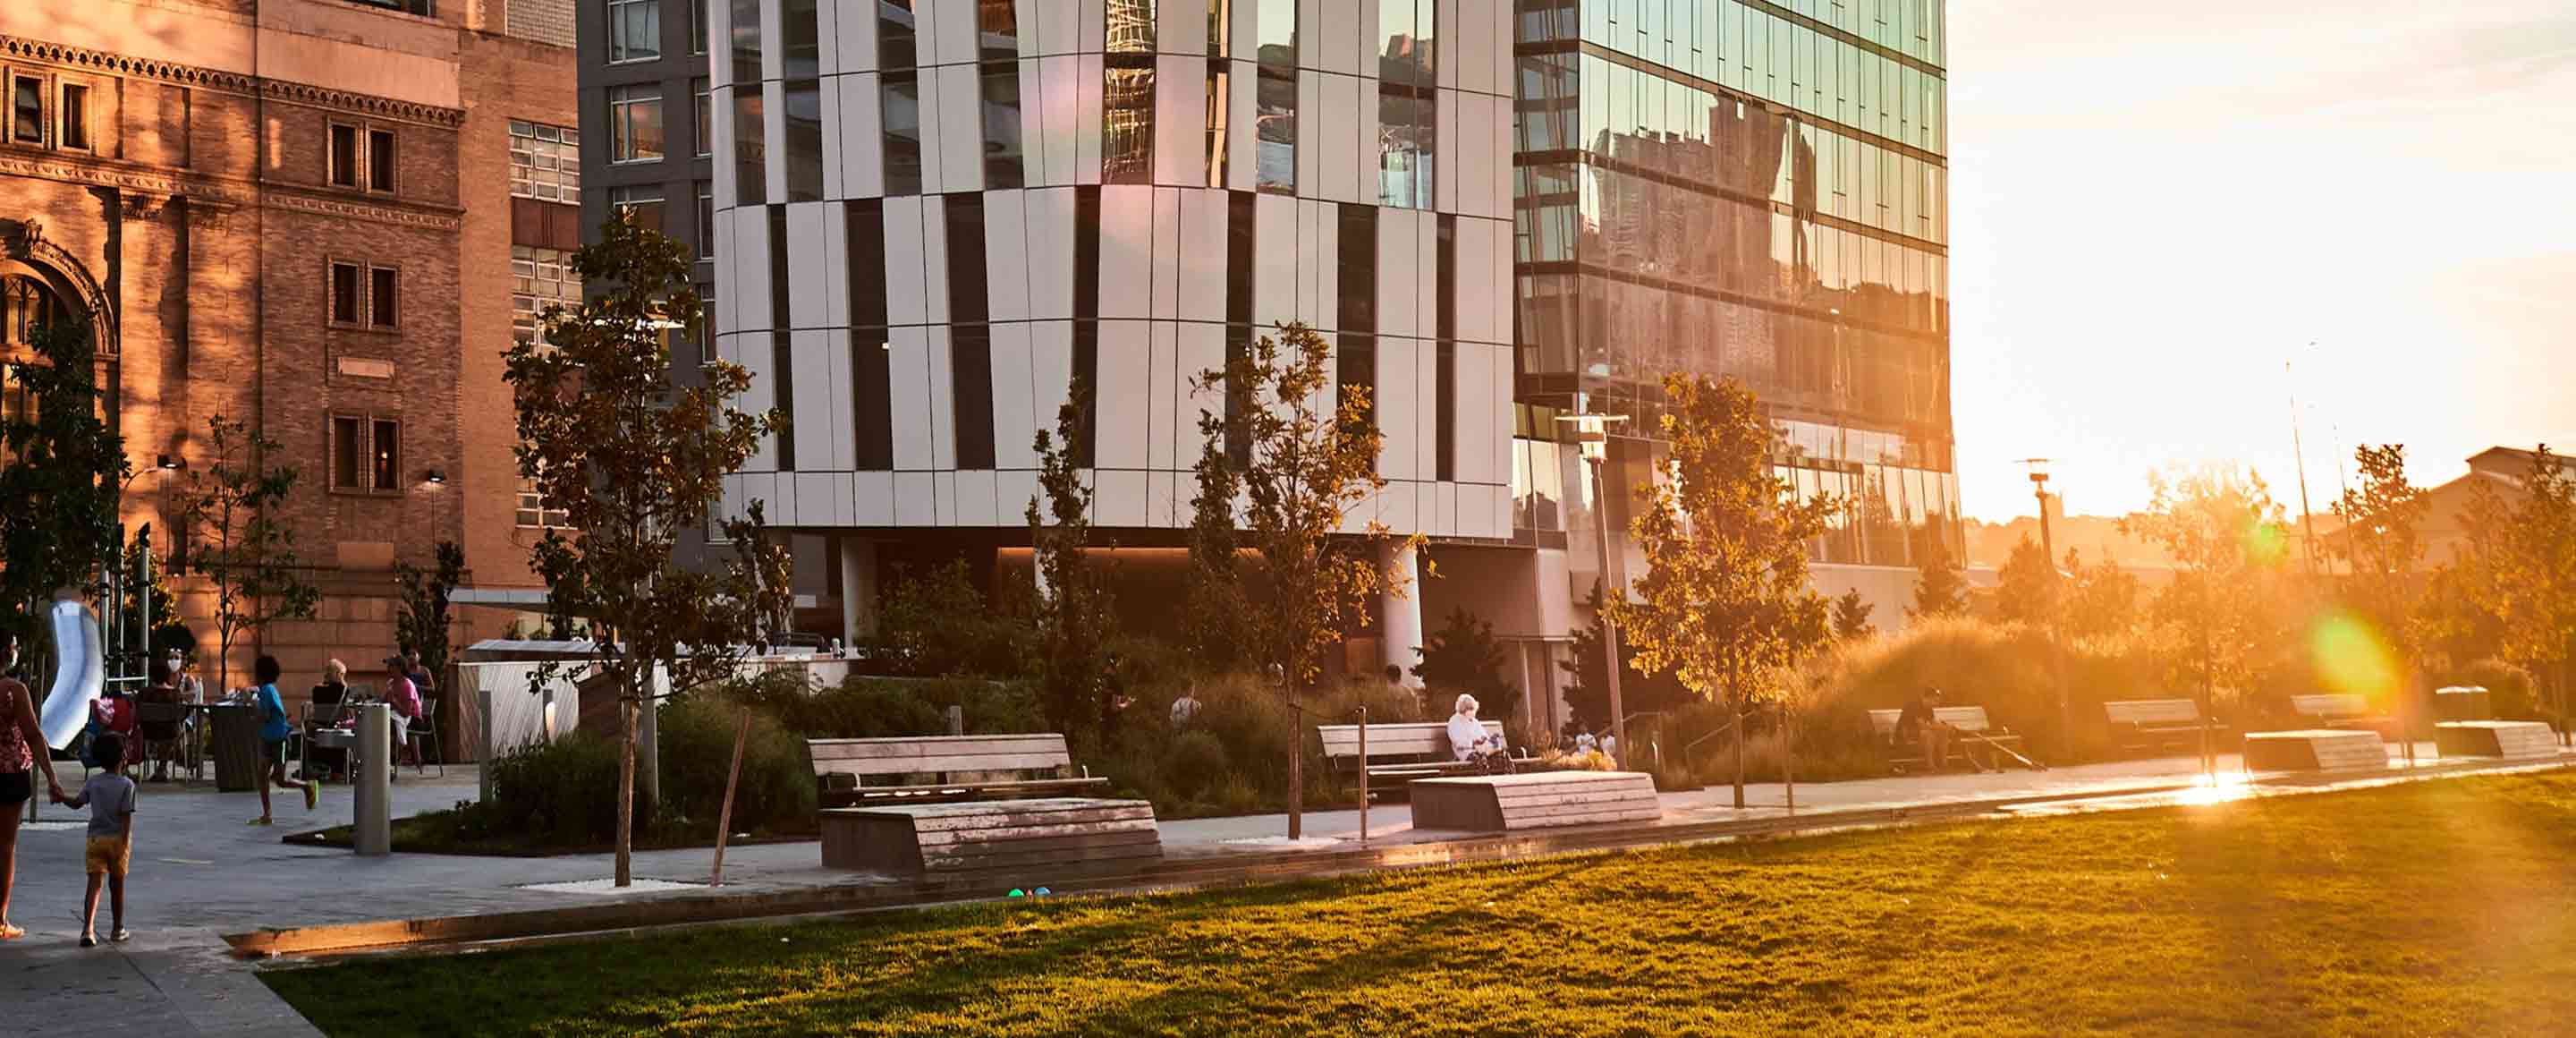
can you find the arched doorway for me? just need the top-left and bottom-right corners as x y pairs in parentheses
(0, 265), (77, 424)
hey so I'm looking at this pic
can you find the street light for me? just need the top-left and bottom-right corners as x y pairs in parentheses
(2020, 458), (2071, 754)
(1559, 412), (1631, 761)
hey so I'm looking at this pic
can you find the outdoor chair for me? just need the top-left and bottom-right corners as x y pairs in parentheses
(406, 695), (443, 778)
(134, 701), (196, 780)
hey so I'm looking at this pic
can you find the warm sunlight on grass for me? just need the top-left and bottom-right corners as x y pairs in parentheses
(266, 774), (2576, 1037)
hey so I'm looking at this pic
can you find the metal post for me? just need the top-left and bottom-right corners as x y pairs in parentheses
(1355, 704), (1368, 844)
(1591, 452), (1628, 761)
(355, 703), (392, 856)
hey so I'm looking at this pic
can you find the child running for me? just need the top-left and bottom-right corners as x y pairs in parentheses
(55, 732), (137, 947)
(249, 655), (318, 825)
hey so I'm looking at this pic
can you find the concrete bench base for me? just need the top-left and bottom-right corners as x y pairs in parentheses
(1411, 770), (1661, 833)
(2242, 729), (2386, 772)
(820, 797), (1161, 876)
(2435, 720), (2559, 760)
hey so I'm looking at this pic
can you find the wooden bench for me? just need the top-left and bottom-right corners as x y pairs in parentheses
(2242, 729), (2387, 772)
(806, 734), (1108, 808)
(2434, 720), (2558, 760)
(1867, 706), (2026, 771)
(2289, 693), (2397, 738)
(2105, 699), (2224, 753)
(1410, 771), (1661, 832)
(1317, 720), (1523, 794)
(819, 797), (1161, 875)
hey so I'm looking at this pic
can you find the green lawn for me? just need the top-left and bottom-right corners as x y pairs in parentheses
(266, 772), (2576, 1037)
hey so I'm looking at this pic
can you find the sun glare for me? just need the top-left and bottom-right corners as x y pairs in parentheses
(2176, 773), (2252, 807)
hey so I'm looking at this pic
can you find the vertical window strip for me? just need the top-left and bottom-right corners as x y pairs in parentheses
(1436, 214), (1455, 482)
(945, 193), (989, 325)
(771, 332), (798, 471)
(951, 328), (996, 470)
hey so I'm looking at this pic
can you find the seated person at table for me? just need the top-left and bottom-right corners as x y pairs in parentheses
(137, 660), (184, 782)
(306, 659), (352, 780)
(383, 656), (425, 768)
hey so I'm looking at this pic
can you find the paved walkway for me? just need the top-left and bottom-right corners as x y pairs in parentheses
(2, 742), (2566, 1032)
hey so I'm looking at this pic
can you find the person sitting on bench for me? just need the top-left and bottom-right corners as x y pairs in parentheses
(1446, 694), (1512, 773)
(1898, 687), (1988, 773)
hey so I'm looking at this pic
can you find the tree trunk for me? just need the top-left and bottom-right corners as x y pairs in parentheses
(1286, 691), (1304, 841)
(1784, 704), (1797, 812)
(615, 682), (636, 888)
(1731, 699), (1747, 810)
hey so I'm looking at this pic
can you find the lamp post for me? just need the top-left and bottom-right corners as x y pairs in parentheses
(2021, 457), (2071, 756)
(1560, 412), (1631, 760)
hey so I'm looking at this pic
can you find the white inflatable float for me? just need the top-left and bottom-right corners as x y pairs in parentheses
(38, 595), (105, 750)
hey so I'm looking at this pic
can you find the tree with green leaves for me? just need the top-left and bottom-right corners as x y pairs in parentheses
(394, 540), (465, 679)
(1414, 608), (1519, 724)
(1187, 321), (1418, 838)
(0, 318), (128, 647)
(2442, 446), (2576, 726)
(2060, 549), (2141, 641)
(1830, 589), (1877, 641)
(1907, 530), (1970, 620)
(1993, 535), (2057, 626)
(1607, 375), (1835, 807)
(2121, 463), (2292, 775)
(174, 415), (320, 694)
(1029, 390), (1115, 744)
(2327, 444), (2430, 703)
(1562, 580), (1690, 731)
(504, 213), (793, 886)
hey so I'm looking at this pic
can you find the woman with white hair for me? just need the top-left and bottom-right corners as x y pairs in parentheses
(1446, 694), (1496, 764)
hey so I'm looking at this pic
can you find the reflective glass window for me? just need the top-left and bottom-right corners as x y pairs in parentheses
(609, 0), (659, 64)
(1101, 63), (1155, 184)
(782, 0), (818, 79)
(784, 78), (822, 201)
(734, 85), (767, 203)
(983, 64), (1024, 189)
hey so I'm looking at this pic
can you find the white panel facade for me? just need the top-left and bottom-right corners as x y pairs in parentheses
(716, 0), (1517, 542)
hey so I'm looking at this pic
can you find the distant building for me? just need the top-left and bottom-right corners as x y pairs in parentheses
(2411, 447), (2574, 566)
(0, 0), (575, 703)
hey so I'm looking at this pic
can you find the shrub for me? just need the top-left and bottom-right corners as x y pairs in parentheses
(2445, 659), (2554, 724)
(730, 669), (1043, 739)
(656, 693), (817, 835)
(467, 733), (631, 847)
(1165, 731), (1231, 800)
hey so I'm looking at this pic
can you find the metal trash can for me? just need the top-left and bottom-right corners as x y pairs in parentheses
(2433, 685), (2493, 723)
(209, 704), (263, 792)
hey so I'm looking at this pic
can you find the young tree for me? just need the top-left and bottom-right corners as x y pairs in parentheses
(504, 214), (792, 886)
(1029, 391), (1116, 744)
(2121, 463), (2292, 776)
(175, 415), (321, 694)
(2328, 444), (2429, 702)
(1607, 375), (1835, 807)
(1562, 581), (1691, 731)
(1187, 322), (1418, 838)
(1907, 531), (1970, 620)
(0, 318), (128, 642)
(394, 540), (466, 678)
(2060, 549), (2141, 641)
(1992, 535), (2058, 626)
(2445, 446), (2576, 724)
(1829, 589), (1877, 641)
(1414, 608), (1520, 724)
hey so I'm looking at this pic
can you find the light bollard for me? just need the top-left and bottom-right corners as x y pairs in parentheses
(356, 702), (393, 856)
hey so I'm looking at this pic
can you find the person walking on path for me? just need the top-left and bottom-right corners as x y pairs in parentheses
(249, 656), (318, 825)
(0, 633), (64, 941)
(54, 732), (137, 946)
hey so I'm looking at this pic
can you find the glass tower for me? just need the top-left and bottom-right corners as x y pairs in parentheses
(1511, 0), (1954, 568)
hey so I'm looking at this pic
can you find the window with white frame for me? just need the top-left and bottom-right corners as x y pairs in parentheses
(508, 120), (580, 200)
(608, 85), (665, 163)
(511, 245), (578, 347)
(608, 0), (661, 63)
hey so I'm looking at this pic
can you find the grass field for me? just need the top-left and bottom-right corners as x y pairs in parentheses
(265, 772), (2576, 1036)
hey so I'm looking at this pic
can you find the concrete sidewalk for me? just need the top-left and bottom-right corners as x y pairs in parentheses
(2, 742), (2565, 1032)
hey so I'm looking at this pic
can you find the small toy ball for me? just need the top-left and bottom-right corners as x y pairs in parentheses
(1035, 888), (1051, 897)
(1008, 889), (1026, 898)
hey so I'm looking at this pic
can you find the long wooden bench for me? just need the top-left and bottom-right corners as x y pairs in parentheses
(2242, 729), (2387, 771)
(2105, 699), (2224, 754)
(2434, 720), (2558, 760)
(1410, 770), (1661, 832)
(1317, 720), (1525, 794)
(820, 797), (1161, 875)
(806, 734), (1108, 808)
(2289, 693), (2397, 738)
(1866, 705), (2026, 771)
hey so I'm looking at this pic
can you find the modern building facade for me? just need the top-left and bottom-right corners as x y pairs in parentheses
(699, 0), (1951, 732)
(0, 0), (575, 706)
(708, 0), (1521, 667)
(1500, 0), (1954, 702)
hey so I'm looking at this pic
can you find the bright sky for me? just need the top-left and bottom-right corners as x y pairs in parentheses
(1945, 0), (2576, 521)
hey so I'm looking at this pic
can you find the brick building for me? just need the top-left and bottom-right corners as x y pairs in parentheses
(0, 0), (576, 707)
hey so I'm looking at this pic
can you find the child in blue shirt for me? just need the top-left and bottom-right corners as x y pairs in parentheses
(249, 655), (318, 825)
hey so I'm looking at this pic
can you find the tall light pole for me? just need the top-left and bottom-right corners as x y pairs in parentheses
(1561, 413), (1630, 758)
(2020, 458), (2071, 754)
(2286, 345), (2320, 576)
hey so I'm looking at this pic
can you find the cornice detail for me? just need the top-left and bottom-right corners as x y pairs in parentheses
(0, 152), (255, 206)
(0, 33), (465, 128)
(267, 189), (462, 231)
